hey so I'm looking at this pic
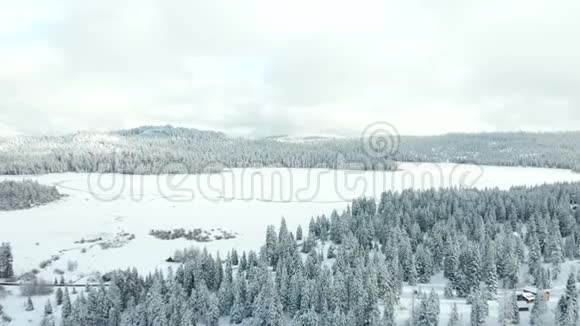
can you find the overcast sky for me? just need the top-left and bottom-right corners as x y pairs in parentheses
(1, 0), (579, 137)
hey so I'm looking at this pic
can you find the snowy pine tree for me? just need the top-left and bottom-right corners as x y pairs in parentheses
(55, 288), (63, 306)
(416, 245), (434, 284)
(483, 241), (498, 297)
(530, 290), (548, 326)
(528, 233), (542, 283)
(444, 282), (454, 298)
(556, 273), (578, 326)
(25, 297), (34, 311)
(43, 300), (52, 316)
(62, 288), (72, 320)
(408, 256), (418, 286)
(546, 218), (564, 280)
(448, 303), (459, 326)
(0, 243), (14, 279)
(415, 289), (440, 326)
(205, 294), (220, 326)
(296, 225), (303, 241)
(499, 292), (519, 325)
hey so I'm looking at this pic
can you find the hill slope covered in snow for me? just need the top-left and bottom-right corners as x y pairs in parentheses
(1, 126), (580, 175)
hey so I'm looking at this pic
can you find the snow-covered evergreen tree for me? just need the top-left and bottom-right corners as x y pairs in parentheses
(55, 288), (63, 306)
(62, 288), (72, 320)
(43, 300), (53, 316)
(483, 240), (498, 298)
(415, 289), (440, 326)
(205, 294), (220, 326)
(448, 303), (459, 326)
(296, 225), (303, 241)
(499, 292), (519, 326)
(0, 243), (14, 279)
(530, 290), (549, 326)
(528, 232), (542, 283)
(443, 282), (454, 298)
(546, 218), (564, 279)
(25, 297), (34, 311)
(408, 256), (418, 286)
(416, 244), (434, 283)
(556, 273), (578, 326)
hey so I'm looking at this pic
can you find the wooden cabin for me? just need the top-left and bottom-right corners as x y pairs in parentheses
(517, 289), (551, 311)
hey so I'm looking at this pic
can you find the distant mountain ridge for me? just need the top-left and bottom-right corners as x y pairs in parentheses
(114, 125), (228, 140)
(3, 125), (580, 141)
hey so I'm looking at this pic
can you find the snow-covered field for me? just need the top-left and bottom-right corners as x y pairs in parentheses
(2, 162), (580, 279)
(1, 162), (580, 325)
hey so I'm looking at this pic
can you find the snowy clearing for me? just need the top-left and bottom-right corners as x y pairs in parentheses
(1, 162), (580, 325)
(1, 163), (579, 280)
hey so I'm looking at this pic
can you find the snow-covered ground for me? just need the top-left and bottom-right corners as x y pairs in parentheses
(2, 163), (580, 280)
(0, 289), (65, 326)
(397, 259), (580, 326)
(1, 162), (580, 325)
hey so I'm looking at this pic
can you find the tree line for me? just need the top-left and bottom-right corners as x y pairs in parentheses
(397, 131), (580, 172)
(0, 126), (396, 175)
(0, 180), (63, 211)
(2, 127), (580, 175)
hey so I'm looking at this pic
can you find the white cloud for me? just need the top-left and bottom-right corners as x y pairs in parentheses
(0, 0), (579, 137)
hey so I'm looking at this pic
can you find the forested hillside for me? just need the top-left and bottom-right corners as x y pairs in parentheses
(0, 180), (64, 211)
(55, 181), (580, 326)
(1, 127), (580, 175)
(0, 126), (396, 175)
(398, 132), (580, 172)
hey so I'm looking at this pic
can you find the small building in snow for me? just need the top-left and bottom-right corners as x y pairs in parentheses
(516, 288), (551, 311)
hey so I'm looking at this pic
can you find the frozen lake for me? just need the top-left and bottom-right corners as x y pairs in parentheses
(1, 162), (580, 278)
